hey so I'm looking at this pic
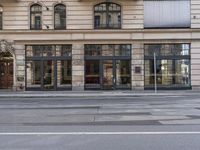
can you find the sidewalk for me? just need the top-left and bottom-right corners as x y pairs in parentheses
(0, 90), (199, 98)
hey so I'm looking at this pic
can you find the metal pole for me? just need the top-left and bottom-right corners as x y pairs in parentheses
(154, 52), (157, 94)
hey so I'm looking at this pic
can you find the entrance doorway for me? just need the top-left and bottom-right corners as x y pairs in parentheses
(0, 52), (13, 89)
(85, 59), (131, 90)
(102, 60), (113, 89)
(43, 60), (55, 90)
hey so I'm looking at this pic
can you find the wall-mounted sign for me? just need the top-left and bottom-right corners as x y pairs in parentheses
(135, 66), (141, 74)
(17, 76), (24, 82)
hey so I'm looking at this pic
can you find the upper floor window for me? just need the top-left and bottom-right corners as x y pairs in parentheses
(54, 4), (66, 30)
(0, 6), (3, 30)
(30, 4), (42, 30)
(144, 0), (190, 28)
(94, 2), (121, 29)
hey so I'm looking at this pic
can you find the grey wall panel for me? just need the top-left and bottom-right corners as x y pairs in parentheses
(144, 0), (190, 28)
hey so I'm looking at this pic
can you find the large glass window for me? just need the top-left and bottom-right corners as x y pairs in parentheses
(116, 60), (131, 88)
(85, 45), (101, 56)
(85, 44), (131, 57)
(0, 6), (3, 30)
(54, 4), (66, 30)
(85, 60), (100, 89)
(57, 60), (72, 88)
(94, 2), (121, 29)
(30, 4), (42, 30)
(144, 44), (191, 89)
(26, 45), (72, 90)
(85, 44), (131, 90)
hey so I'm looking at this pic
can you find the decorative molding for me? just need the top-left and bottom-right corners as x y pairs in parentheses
(0, 39), (14, 55)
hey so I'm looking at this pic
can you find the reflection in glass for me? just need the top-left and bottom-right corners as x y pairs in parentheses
(56, 45), (72, 56)
(144, 45), (161, 56)
(85, 45), (101, 56)
(43, 46), (55, 56)
(144, 44), (190, 56)
(102, 45), (114, 56)
(26, 61), (41, 88)
(116, 60), (131, 88)
(174, 44), (190, 55)
(30, 4), (42, 30)
(102, 60), (113, 89)
(145, 60), (173, 86)
(57, 60), (72, 89)
(175, 59), (189, 85)
(94, 2), (121, 29)
(157, 60), (173, 85)
(27, 45), (72, 57)
(26, 45), (72, 90)
(115, 45), (131, 56)
(85, 44), (131, 57)
(54, 4), (66, 30)
(144, 44), (191, 89)
(85, 61), (100, 87)
(145, 59), (190, 88)
(43, 60), (55, 90)
(61, 45), (72, 56)
(32, 46), (42, 56)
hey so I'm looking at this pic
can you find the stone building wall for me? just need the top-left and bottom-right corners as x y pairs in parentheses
(13, 44), (25, 91)
(131, 42), (144, 90)
(191, 41), (200, 90)
(72, 43), (84, 91)
(1, 0), (144, 30)
(1, 0), (200, 91)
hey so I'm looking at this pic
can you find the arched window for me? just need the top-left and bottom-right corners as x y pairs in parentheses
(0, 6), (3, 30)
(54, 4), (66, 30)
(30, 4), (42, 30)
(94, 2), (121, 29)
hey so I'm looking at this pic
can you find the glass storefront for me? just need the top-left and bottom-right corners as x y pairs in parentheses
(26, 45), (72, 90)
(144, 44), (191, 89)
(116, 60), (131, 88)
(85, 44), (131, 90)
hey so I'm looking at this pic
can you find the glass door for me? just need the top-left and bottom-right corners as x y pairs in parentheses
(43, 60), (55, 90)
(116, 60), (131, 89)
(102, 60), (114, 90)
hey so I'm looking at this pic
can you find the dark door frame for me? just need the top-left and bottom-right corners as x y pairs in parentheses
(0, 59), (14, 89)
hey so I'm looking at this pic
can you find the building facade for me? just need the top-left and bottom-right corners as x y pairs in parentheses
(0, 0), (199, 91)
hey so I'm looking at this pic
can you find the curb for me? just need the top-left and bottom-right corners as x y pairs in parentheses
(0, 92), (199, 98)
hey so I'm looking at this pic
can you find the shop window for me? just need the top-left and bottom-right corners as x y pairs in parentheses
(115, 45), (131, 56)
(54, 4), (66, 30)
(85, 45), (101, 56)
(144, 44), (191, 89)
(116, 60), (131, 88)
(84, 44), (131, 90)
(26, 45), (72, 90)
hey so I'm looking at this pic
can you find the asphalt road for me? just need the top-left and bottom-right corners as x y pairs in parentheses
(0, 95), (200, 149)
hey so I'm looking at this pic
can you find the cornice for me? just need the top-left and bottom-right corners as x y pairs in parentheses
(0, 28), (195, 34)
